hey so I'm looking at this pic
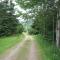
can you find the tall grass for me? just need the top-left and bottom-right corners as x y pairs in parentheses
(34, 34), (60, 60)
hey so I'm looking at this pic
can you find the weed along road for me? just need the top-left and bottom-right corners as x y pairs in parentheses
(0, 34), (41, 60)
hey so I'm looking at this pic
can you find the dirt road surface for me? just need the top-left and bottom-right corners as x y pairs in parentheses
(0, 34), (41, 60)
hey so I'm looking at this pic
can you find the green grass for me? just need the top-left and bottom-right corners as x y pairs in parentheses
(34, 34), (60, 60)
(0, 34), (23, 54)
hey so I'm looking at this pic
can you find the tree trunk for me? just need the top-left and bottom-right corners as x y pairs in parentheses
(56, 20), (60, 47)
(56, 8), (60, 47)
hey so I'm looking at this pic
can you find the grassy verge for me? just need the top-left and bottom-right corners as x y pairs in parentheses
(0, 34), (23, 54)
(34, 34), (60, 60)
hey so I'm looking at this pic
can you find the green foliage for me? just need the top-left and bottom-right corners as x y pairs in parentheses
(32, 11), (56, 40)
(0, 34), (22, 54)
(17, 0), (58, 40)
(28, 28), (38, 35)
(34, 35), (60, 60)
(0, 0), (23, 36)
(17, 0), (60, 41)
(28, 0), (57, 40)
(16, 24), (24, 34)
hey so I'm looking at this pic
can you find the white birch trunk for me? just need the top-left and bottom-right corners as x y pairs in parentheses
(56, 8), (60, 47)
(56, 20), (60, 47)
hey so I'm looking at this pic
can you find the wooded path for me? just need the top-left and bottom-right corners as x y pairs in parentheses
(0, 34), (41, 60)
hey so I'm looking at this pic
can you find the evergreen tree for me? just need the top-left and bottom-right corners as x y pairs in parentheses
(0, 0), (21, 36)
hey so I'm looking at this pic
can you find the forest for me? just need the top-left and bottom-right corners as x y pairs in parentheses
(0, 0), (60, 60)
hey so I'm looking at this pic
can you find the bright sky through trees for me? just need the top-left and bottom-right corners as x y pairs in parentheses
(12, 0), (26, 23)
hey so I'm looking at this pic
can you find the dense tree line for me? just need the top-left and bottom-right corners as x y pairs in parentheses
(0, 0), (23, 36)
(31, 0), (57, 40)
(16, 0), (60, 47)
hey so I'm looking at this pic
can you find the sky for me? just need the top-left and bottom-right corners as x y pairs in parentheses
(12, 0), (26, 13)
(0, 0), (33, 25)
(12, 0), (27, 23)
(13, 0), (33, 24)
